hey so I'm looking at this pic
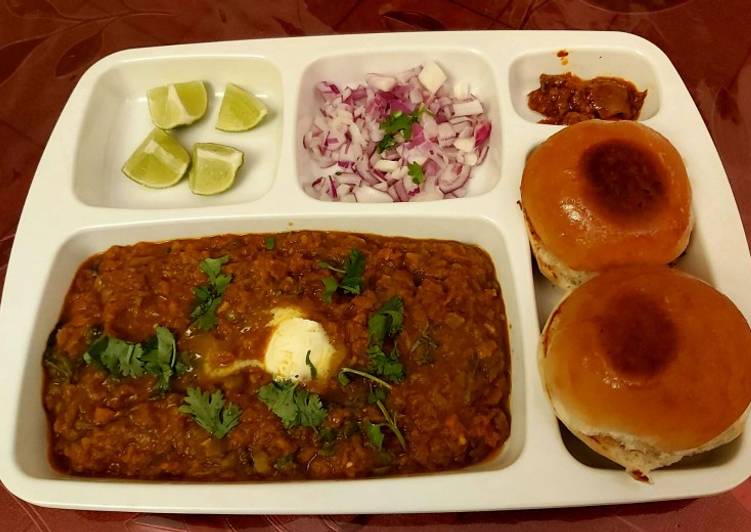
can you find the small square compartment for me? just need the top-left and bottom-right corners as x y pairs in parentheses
(295, 49), (502, 201)
(73, 56), (283, 209)
(509, 47), (661, 124)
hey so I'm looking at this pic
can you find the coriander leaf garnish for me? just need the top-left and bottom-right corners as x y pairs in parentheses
(318, 249), (366, 302)
(337, 367), (393, 390)
(191, 255), (232, 331)
(84, 327), (181, 390)
(381, 111), (415, 137)
(368, 383), (388, 405)
(376, 135), (397, 153)
(179, 387), (242, 438)
(377, 106), (428, 153)
(200, 255), (230, 285)
(142, 326), (177, 391)
(84, 335), (140, 377)
(368, 296), (404, 346)
(340, 249), (366, 295)
(318, 426), (338, 456)
(337, 296), (406, 387)
(367, 345), (404, 383)
(363, 420), (384, 450)
(305, 350), (317, 379)
(408, 161), (425, 185)
(365, 297), (405, 382)
(264, 236), (276, 250)
(321, 276), (339, 304)
(376, 399), (406, 450)
(258, 380), (327, 430)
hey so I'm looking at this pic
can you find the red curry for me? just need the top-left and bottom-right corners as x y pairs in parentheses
(43, 231), (510, 480)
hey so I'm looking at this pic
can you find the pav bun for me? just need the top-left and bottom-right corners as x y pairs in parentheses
(539, 266), (751, 479)
(521, 120), (693, 290)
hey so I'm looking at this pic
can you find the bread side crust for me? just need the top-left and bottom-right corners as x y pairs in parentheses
(521, 205), (594, 291)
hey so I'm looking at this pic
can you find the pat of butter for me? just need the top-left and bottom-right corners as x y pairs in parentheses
(264, 308), (335, 382)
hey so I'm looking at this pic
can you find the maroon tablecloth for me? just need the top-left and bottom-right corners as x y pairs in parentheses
(2, 0), (750, 529)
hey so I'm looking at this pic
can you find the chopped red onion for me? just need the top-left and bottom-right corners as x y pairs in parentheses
(303, 63), (491, 202)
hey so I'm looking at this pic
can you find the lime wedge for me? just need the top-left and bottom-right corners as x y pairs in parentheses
(147, 81), (208, 129)
(188, 143), (244, 195)
(216, 83), (268, 132)
(122, 128), (190, 188)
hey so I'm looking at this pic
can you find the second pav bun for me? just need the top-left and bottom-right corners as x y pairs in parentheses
(521, 120), (693, 290)
(539, 266), (751, 479)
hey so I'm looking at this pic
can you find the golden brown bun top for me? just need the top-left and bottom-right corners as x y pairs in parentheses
(521, 120), (692, 271)
(541, 266), (751, 452)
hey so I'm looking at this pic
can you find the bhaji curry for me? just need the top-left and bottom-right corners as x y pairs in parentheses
(42, 231), (510, 480)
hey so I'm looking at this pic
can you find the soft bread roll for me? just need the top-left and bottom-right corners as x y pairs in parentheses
(539, 266), (751, 480)
(521, 120), (693, 290)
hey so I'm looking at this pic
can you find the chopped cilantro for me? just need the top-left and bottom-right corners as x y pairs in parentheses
(368, 384), (388, 405)
(363, 420), (384, 450)
(337, 297), (406, 387)
(377, 106), (428, 153)
(264, 236), (276, 250)
(83, 326), (179, 390)
(191, 256), (232, 331)
(258, 380), (327, 430)
(318, 426), (338, 456)
(305, 350), (317, 379)
(321, 276), (339, 304)
(84, 335), (144, 377)
(408, 161), (425, 185)
(368, 296), (404, 346)
(381, 111), (415, 137)
(179, 387), (242, 439)
(141, 326), (178, 391)
(318, 249), (366, 302)
(175, 352), (192, 375)
(376, 135), (397, 153)
(337, 367), (393, 390)
(337, 370), (351, 386)
(376, 400), (406, 450)
(367, 345), (404, 383)
(340, 249), (366, 294)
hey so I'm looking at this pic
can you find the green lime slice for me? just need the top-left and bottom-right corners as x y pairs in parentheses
(188, 143), (244, 195)
(147, 81), (208, 129)
(122, 128), (190, 188)
(216, 83), (268, 132)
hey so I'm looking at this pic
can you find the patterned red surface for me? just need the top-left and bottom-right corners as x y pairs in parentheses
(1, 0), (750, 529)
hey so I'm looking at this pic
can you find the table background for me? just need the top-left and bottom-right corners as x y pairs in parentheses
(1, 0), (750, 530)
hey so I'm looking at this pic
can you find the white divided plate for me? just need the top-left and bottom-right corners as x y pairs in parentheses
(0, 30), (749, 514)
